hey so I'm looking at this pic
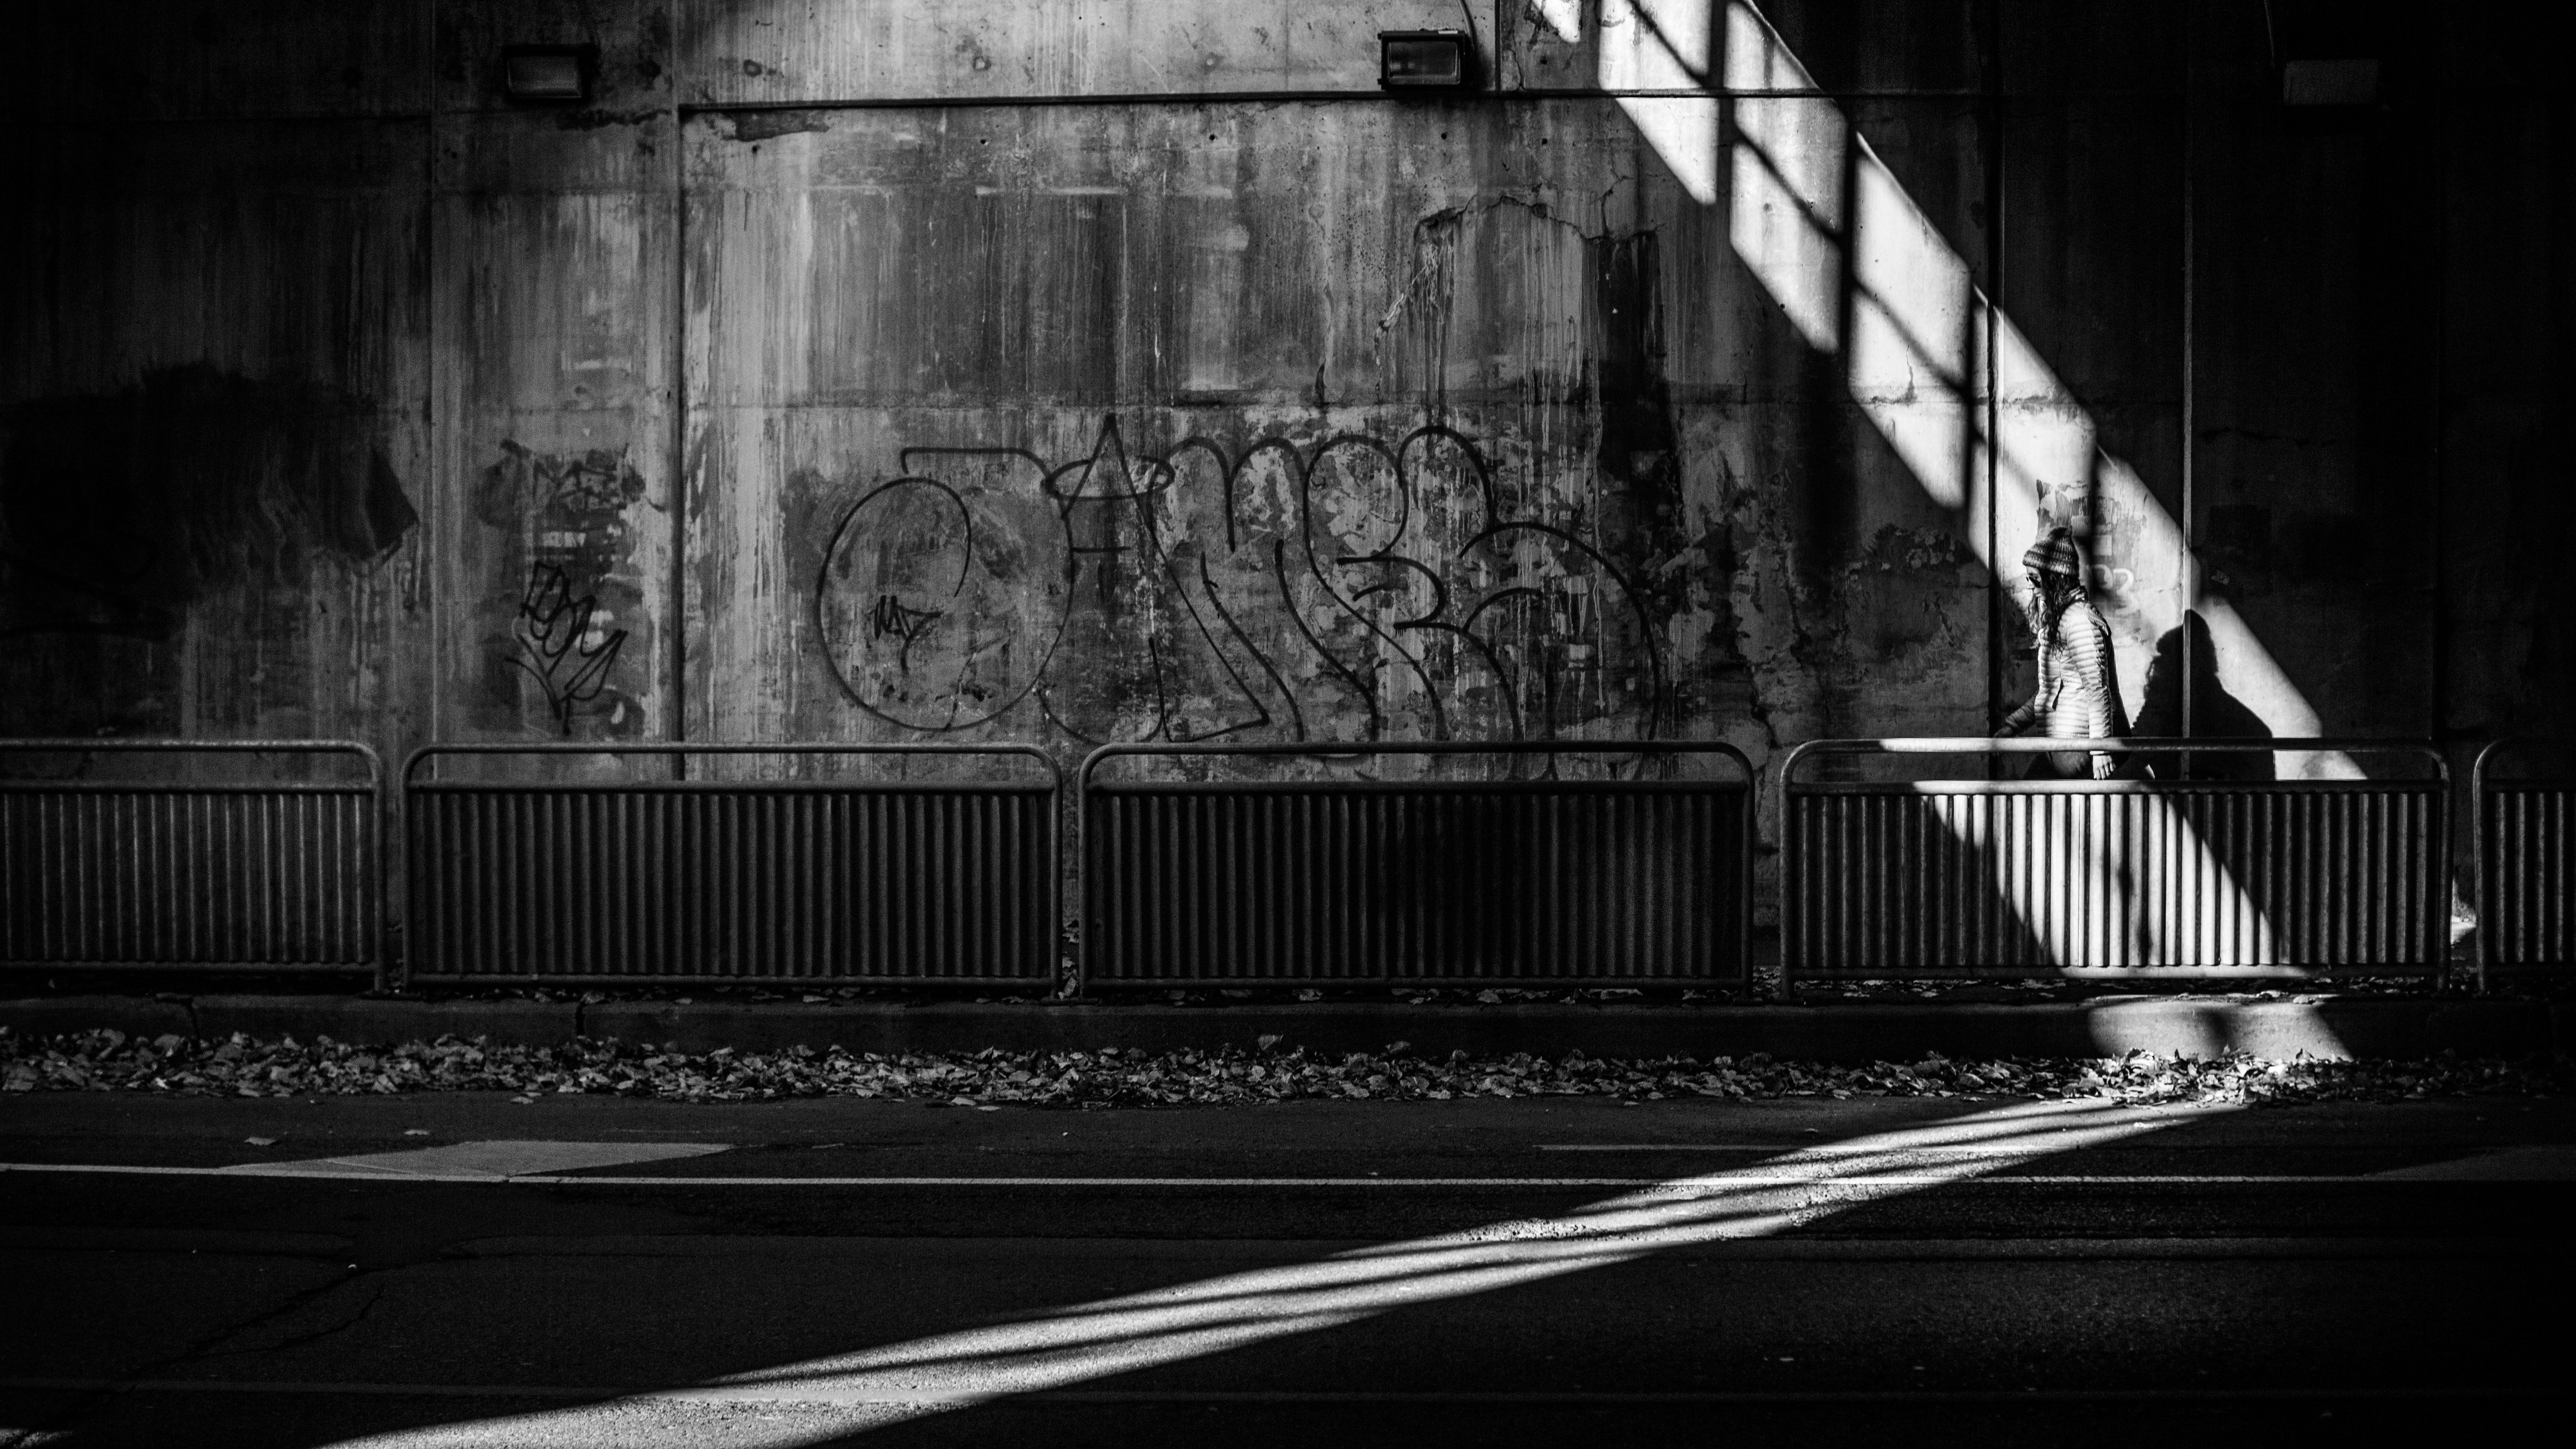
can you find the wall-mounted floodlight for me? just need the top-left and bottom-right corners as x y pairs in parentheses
(501, 45), (593, 103)
(2280, 57), (2379, 106)
(2265, 0), (2384, 107)
(1380, 30), (1477, 91)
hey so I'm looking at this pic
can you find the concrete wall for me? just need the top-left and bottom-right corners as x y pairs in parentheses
(3, 2), (2566, 864)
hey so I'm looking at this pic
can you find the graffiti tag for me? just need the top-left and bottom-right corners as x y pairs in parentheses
(816, 418), (1666, 745)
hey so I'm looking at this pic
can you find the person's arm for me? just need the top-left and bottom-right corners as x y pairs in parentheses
(1995, 665), (2059, 738)
(2076, 613), (2120, 779)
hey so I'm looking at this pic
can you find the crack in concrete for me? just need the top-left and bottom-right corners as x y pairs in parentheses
(12, 1258), (378, 1443)
(192, 1282), (391, 1362)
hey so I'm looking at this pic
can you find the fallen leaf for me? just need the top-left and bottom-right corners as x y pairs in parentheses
(0, 1023), (2561, 1111)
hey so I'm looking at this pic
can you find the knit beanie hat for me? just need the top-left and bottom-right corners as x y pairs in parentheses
(2024, 527), (2085, 579)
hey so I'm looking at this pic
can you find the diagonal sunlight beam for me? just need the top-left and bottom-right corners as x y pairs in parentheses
(327, 1097), (2225, 1446)
(1648, 0), (2359, 780)
(1603, 2), (2391, 968)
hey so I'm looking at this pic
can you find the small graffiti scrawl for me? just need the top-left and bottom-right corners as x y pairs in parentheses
(511, 562), (627, 735)
(477, 439), (648, 736)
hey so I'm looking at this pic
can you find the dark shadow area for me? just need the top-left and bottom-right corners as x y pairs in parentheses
(16, 1092), (2571, 1448)
(836, 1396), (2553, 1449)
(2133, 610), (2274, 781)
(2136, 633), (2445, 972)
(1087, 781), (1748, 986)
(0, 365), (417, 738)
(1782, 756), (2058, 978)
(0, 365), (414, 640)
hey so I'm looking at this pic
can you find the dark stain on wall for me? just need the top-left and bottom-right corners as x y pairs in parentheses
(1587, 233), (1681, 507)
(1584, 229), (1723, 639)
(2499, 441), (2576, 731)
(473, 440), (649, 737)
(726, 108), (833, 142)
(0, 364), (415, 640)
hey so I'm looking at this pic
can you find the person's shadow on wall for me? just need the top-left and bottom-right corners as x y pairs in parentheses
(2134, 610), (2274, 781)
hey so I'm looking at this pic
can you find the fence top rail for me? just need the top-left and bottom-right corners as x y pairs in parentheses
(1078, 739), (1756, 793)
(400, 740), (1059, 790)
(0, 738), (382, 786)
(1790, 777), (2441, 797)
(1779, 736), (2446, 788)
(2472, 736), (2576, 791)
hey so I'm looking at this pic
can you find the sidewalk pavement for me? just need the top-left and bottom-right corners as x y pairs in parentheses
(2, 993), (2565, 1063)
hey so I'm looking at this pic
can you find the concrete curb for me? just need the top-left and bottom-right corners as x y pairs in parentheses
(0, 997), (196, 1044)
(190, 997), (582, 1049)
(2, 995), (2564, 1064)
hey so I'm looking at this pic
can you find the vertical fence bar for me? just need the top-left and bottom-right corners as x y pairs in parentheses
(0, 741), (382, 977)
(2475, 739), (2573, 987)
(1779, 739), (2447, 983)
(399, 744), (1059, 986)
(1076, 742), (1754, 989)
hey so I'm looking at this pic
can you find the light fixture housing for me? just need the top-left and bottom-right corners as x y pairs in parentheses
(1379, 29), (1477, 91)
(2265, 0), (2387, 108)
(2280, 57), (2379, 106)
(502, 45), (594, 103)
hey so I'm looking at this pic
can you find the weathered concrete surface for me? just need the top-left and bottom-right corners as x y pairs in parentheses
(0, 118), (431, 747)
(6, 994), (2563, 1063)
(684, 100), (1781, 760)
(681, 0), (1481, 107)
(3, 1), (2567, 942)
(432, 2), (680, 761)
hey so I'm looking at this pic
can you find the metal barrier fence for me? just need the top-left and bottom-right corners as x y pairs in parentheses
(1, 739), (384, 980)
(402, 744), (1060, 985)
(1079, 741), (1755, 990)
(11, 732), (2496, 995)
(1779, 738), (2447, 988)
(2473, 737), (2572, 986)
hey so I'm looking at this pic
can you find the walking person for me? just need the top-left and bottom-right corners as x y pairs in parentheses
(1994, 526), (2129, 778)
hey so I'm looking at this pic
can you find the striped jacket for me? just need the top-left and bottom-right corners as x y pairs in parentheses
(2001, 598), (2126, 777)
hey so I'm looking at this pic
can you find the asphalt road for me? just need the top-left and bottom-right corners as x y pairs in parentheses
(2, 1090), (2570, 1447)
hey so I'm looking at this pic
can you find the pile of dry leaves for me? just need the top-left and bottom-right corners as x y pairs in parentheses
(2, 1026), (2563, 1107)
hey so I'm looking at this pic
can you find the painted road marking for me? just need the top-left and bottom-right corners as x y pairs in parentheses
(0, 1378), (2552, 1404)
(2370, 1145), (2576, 1181)
(304, 1101), (2253, 1445)
(1539, 1144), (1807, 1152)
(5, 1164), (2573, 1186)
(222, 1141), (732, 1179)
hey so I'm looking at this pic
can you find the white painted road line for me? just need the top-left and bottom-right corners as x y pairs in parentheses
(1538, 1143), (1811, 1152)
(0, 1379), (2553, 1404)
(2368, 1146), (2576, 1180)
(316, 1099), (2240, 1446)
(1541, 1143), (2576, 1176)
(223, 1141), (733, 1178)
(5, 1164), (2573, 1186)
